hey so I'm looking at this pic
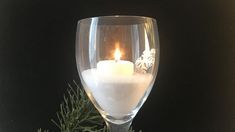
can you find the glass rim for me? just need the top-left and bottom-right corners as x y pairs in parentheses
(77, 15), (157, 24)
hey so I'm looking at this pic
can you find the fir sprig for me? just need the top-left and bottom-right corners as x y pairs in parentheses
(38, 81), (139, 132)
(52, 81), (104, 132)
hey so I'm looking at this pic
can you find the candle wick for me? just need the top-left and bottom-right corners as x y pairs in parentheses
(115, 59), (118, 63)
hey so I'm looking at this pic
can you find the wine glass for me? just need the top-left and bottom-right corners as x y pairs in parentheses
(76, 15), (160, 132)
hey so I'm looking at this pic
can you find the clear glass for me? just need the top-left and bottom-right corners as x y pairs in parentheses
(76, 15), (160, 132)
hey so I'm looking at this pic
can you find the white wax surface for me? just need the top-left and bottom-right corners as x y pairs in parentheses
(82, 69), (152, 117)
(97, 60), (134, 76)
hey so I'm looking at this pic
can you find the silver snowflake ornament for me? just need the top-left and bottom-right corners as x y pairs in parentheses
(135, 49), (156, 73)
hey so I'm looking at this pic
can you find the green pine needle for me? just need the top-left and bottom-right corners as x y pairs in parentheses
(38, 81), (140, 132)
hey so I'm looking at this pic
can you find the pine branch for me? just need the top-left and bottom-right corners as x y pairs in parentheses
(51, 81), (104, 132)
(38, 81), (140, 132)
(37, 128), (49, 132)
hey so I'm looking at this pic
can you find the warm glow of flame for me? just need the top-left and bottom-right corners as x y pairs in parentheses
(114, 48), (121, 61)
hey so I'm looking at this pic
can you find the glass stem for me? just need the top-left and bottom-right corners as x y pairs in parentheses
(105, 120), (132, 132)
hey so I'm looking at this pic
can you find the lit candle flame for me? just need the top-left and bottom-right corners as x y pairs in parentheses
(114, 48), (121, 61)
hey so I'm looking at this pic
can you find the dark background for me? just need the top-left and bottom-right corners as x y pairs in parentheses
(0, 0), (235, 131)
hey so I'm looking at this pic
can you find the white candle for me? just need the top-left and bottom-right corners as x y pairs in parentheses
(97, 49), (134, 76)
(97, 60), (134, 76)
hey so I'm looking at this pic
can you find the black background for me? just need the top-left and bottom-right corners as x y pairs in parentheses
(0, 0), (235, 131)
